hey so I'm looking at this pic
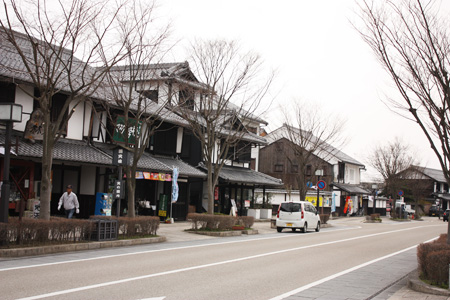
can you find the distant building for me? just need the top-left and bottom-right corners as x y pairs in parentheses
(258, 125), (370, 215)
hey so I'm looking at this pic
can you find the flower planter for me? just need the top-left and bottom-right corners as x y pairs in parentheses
(232, 225), (245, 230)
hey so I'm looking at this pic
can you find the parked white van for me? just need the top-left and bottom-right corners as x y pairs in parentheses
(276, 201), (320, 233)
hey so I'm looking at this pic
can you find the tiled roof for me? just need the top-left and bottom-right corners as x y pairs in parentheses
(154, 155), (206, 178)
(331, 183), (371, 194)
(265, 125), (365, 167)
(201, 164), (283, 186)
(0, 28), (109, 101)
(92, 142), (205, 178)
(0, 131), (113, 166)
(412, 166), (447, 183)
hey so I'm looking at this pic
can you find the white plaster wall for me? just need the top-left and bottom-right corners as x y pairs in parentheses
(14, 85), (34, 132)
(80, 165), (96, 195)
(176, 127), (183, 154)
(83, 102), (92, 137)
(67, 100), (84, 140)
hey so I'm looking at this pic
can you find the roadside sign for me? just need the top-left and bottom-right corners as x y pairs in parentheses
(306, 181), (313, 188)
(317, 180), (326, 190)
(398, 190), (404, 196)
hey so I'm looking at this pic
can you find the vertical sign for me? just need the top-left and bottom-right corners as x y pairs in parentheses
(114, 180), (124, 199)
(171, 167), (179, 203)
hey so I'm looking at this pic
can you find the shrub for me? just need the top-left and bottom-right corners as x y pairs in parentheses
(319, 214), (329, 224)
(370, 213), (380, 220)
(113, 216), (159, 238)
(0, 217), (94, 247)
(187, 213), (238, 231)
(239, 216), (254, 229)
(424, 250), (450, 286)
(417, 235), (450, 285)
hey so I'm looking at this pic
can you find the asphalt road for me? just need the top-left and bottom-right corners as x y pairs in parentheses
(0, 217), (446, 300)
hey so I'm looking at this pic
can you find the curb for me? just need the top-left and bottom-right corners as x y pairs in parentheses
(0, 236), (166, 258)
(408, 269), (450, 296)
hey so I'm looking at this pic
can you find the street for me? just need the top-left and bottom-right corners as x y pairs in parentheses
(0, 217), (446, 300)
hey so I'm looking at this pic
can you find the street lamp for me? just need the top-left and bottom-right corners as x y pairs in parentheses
(0, 103), (23, 223)
(371, 184), (378, 214)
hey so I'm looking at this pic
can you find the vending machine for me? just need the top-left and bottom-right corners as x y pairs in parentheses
(95, 193), (113, 216)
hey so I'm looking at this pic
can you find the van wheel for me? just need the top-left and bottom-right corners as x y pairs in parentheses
(277, 227), (283, 233)
(315, 222), (320, 232)
(302, 223), (307, 233)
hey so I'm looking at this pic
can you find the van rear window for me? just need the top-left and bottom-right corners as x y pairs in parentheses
(280, 203), (301, 212)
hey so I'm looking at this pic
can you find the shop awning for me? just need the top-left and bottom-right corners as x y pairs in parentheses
(331, 182), (371, 194)
(212, 165), (283, 187)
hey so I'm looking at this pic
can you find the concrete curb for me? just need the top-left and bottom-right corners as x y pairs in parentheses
(189, 230), (243, 237)
(408, 269), (450, 296)
(0, 236), (166, 258)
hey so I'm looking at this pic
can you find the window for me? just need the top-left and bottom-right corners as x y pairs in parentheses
(142, 90), (158, 103)
(274, 164), (284, 172)
(305, 165), (312, 176)
(179, 89), (195, 110)
(291, 164), (298, 173)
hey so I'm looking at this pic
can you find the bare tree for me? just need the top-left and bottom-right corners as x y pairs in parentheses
(357, 0), (450, 241)
(356, 0), (450, 188)
(280, 100), (346, 201)
(101, 0), (171, 217)
(0, 0), (137, 219)
(177, 39), (275, 214)
(368, 138), (416, 198)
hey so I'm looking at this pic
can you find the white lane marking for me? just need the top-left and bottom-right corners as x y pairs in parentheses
(15, 227), (439, 300)
(138, 298), (165, 300)
(0, 225), (361, 272)
(269, 236), (439, 300)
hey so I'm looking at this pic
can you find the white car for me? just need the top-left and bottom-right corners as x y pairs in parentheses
(276, 201), (320, 233)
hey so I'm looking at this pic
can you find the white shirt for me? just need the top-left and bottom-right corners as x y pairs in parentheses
(58, 192), (79, 210)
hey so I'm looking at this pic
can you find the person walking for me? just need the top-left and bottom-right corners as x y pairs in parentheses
(58, 185), (79, 219)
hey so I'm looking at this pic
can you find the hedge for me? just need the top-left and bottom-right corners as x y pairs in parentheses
(417, 234), (450, 286)
(187, 213), (254, 231)
(0, 216), (160, 248)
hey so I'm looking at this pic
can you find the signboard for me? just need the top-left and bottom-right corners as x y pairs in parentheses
(112, 148), (130, 166)
(113, 116), (142, 145)
(317, 180), (326, 190)
(306, 181), (313, 188)
(114, 180), (125, 199)
(158, 194), (168, 217)
(398, 190), (404, 196)
(305, 196), (323, 207)
(135, 171), (172, 181)
(24, 109), (44, 142)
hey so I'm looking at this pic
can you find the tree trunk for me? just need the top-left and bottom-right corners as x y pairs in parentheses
(207, 163), (214, 214)
(126, 168), (136, 217)
(39, 120), (54, 220)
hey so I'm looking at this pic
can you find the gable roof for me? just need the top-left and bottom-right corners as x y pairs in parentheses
(265, 125), (365, 168)
(409, 165), (447, 183)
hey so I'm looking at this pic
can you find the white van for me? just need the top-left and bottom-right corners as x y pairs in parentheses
(276, 201), (320, 233)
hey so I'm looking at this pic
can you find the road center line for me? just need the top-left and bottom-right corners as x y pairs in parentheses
(15, 225), (439, 300)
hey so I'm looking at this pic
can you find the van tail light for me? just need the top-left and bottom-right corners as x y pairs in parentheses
(276, 204), (281, 218)
(301, 210), (304, 219)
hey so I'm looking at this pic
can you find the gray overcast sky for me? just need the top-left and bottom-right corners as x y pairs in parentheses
(159, 0), (443, 181)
